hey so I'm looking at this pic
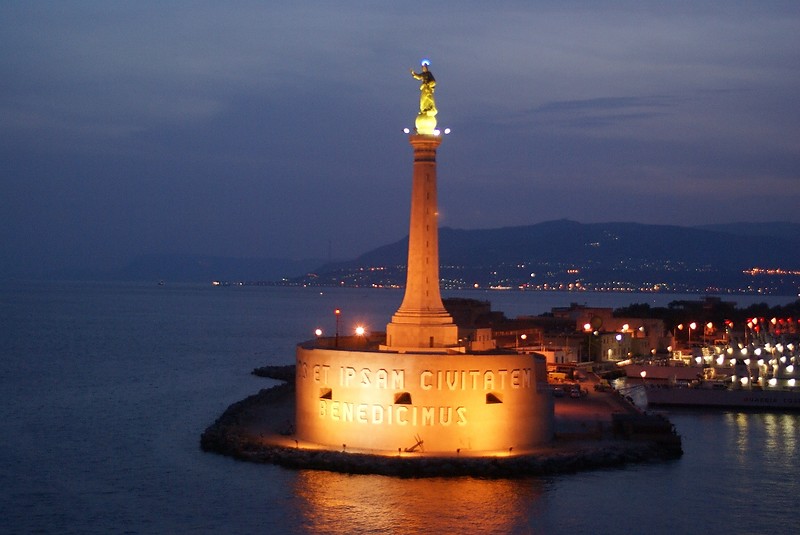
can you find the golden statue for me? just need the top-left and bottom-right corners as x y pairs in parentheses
(410, 61), (437, 135)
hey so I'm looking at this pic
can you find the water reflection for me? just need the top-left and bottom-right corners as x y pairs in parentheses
(291, 470), (543, 534)
(726, 412), (797, 462)
(723, 411), (798, 512)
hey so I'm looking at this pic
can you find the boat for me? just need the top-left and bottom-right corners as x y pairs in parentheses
(629, 335), (800, 410)
(624, 362), (706, 381)
(644, 381), (800, 410)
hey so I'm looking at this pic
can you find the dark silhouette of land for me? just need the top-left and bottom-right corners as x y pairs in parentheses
(25, 221), (800, 293)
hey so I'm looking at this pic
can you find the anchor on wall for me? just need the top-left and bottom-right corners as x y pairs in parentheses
(404, 434), (424, 453)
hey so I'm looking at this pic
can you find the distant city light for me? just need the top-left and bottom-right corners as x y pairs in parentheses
(355, 326), (365, 336)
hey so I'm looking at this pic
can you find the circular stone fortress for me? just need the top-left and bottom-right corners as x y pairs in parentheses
(294, 61), (554, 454)
(296, 346), (553, 453)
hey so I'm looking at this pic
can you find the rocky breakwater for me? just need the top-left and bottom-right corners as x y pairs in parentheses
(201, 365), (682, 478)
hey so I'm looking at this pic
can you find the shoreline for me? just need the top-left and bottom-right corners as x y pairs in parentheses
(201, 365), (682, 478)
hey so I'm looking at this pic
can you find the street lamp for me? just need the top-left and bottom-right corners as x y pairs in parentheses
(688, 322), (697, 344)
(334, 309), (341, 348)
(355, 325), (366, 347)
(675, 324), (684, 347)
(722, 320), (732, 343)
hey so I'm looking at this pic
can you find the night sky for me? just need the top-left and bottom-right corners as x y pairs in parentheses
(2, 2), (799, 276)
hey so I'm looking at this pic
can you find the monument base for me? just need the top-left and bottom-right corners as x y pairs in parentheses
(295, 342), (554, 453)
(384, 317), (459, 350)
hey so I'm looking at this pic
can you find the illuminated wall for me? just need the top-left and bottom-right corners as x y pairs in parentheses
(296, 342), (553, 453)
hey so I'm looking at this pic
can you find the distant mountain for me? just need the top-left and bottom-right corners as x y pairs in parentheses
(32, 221), (800, 292)
(297, 220), (800, 294)
(695, 222), (800, 241)
(43, 254), (324, 283)
(321, 220), (800, 271)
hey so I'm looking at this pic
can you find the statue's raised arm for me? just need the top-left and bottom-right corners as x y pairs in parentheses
(410, 61), (438, 135)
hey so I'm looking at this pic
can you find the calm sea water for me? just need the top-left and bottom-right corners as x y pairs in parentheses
(1, 281), (797, 534)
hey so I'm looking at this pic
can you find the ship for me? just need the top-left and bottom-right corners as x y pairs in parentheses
(631, 338), (800, 410)
(644, 381), (800, 410)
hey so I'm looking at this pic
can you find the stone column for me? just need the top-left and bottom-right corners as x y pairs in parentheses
(385, 134), (458, 351)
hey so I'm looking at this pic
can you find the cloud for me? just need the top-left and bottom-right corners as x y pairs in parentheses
(1, 1), (799, 276)
(527, 96), (677, 130)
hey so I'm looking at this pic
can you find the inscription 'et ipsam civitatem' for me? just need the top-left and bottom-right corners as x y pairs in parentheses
(300, 363), (533, 391)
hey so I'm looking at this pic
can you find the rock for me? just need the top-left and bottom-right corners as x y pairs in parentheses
(201, 373), (682, 478)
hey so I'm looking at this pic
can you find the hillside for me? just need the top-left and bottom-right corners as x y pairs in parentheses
(296, 220), (800, 294)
